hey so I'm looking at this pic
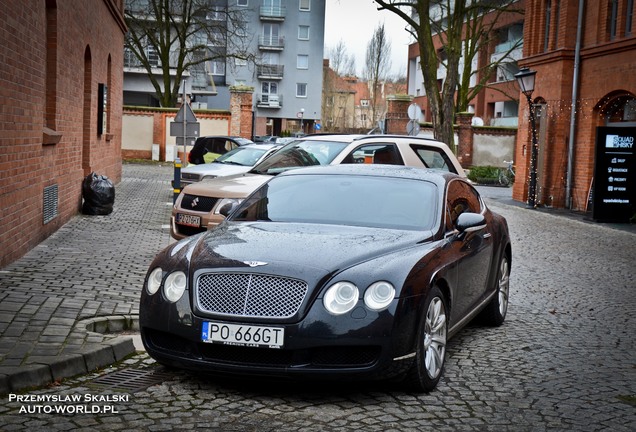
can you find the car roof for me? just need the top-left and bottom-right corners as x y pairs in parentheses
(241, 143), (278, 150)
(297, 133), (452, 148)
(276, 163), (459, 186)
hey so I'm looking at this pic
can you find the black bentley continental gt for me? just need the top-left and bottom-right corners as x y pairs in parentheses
(140, 164), (512, 392)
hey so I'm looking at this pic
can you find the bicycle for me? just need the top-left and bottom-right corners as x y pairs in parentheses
(498, 160), (515, 186)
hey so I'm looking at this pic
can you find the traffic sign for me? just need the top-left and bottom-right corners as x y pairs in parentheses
(174, 103), (197, 123)
(407, 119), (420, 136)
(408, 103), (422, 121)
(175, 136), (197, 146)
(170, 121), (200, 137)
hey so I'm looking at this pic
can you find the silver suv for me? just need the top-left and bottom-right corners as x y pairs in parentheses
(170, 134), (465, 240)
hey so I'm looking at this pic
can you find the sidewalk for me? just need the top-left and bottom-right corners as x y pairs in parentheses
(0, 163), (175, 394)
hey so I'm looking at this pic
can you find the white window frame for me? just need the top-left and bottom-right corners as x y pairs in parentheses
(298, 25), (310, 40)
(209, 60), (225, 76)
(299, 0), (310, 11)
(297, 54), (309, 69)
(296, 83), (307, 97)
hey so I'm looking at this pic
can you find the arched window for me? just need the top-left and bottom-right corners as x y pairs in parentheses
(604, 95), (636, 126)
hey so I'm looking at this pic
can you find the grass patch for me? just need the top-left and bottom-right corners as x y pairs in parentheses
(617, 395), (636, 406)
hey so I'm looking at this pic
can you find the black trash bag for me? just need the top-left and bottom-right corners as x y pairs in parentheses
(82, 172), (115, 215)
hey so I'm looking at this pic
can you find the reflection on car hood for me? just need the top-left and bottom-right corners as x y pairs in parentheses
(190, 221), (433, 275)
(181, 173), (270, 198)
(181, 163), (252, 178)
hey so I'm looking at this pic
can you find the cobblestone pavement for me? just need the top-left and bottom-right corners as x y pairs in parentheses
(1, 166), (635, 431)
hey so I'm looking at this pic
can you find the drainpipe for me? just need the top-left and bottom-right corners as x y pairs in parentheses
(566, 0), (585, 209)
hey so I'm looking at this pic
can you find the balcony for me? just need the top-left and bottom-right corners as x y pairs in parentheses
(259, 36), (285, 51)
(257, 64), (284, 79)
(257, 94), (283, 109)
(260, 6), (286, 21)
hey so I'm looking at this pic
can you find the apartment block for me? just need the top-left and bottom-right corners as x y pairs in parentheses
(124, 0), (325, 138)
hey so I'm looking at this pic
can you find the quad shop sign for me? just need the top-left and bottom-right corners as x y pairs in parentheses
(593, 126), (635, 222)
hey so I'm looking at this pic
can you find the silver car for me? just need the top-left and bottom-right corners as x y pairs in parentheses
(179, 144), (280, 187)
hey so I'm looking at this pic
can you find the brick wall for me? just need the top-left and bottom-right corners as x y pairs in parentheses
(514, 0), (636, 210)
(229, 87), (254, 139)
(0, 0), (126, 267)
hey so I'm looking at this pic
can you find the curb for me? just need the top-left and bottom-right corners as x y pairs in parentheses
(0, 315), (140, 395)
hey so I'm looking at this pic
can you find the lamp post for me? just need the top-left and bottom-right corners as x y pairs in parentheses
(515, 67), (539, 208)
(300, 108), (305, 134)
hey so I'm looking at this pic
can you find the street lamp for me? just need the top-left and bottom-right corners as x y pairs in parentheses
(515, 67), (539, 208)
(300, 108), (305, 134)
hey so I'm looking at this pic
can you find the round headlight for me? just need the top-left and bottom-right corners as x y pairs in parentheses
(147, 267), (163, 295)
(323, 282), (359, 315)
(163, 271), (187, 303)
(364, 281), (395, 311)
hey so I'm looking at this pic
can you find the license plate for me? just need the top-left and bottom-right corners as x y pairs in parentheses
(202, 322), (284, 349)
(176, 213), (201, 227)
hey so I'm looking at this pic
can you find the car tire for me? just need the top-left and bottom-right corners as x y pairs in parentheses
(479, 252), (510, 326)
(403, 285), (448, 392)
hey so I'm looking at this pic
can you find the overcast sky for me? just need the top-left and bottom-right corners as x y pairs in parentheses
(324, 0), (413, 78)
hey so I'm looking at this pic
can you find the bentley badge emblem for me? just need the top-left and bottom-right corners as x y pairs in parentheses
(244, 261), (267, 267)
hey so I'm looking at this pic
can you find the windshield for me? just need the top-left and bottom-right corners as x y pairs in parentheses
(232, 174), (438, 231)
(214, 146), (268, 166)
(251, 140), (349, 175)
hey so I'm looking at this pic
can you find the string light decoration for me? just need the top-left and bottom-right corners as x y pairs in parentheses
(516, 92), (635, 210)
(520, 95), (636, 122)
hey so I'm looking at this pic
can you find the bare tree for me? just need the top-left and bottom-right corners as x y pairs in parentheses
(329, 40), (357, 77)
(374, 0), (521, 149)
(364, 24), (392, 127)
(124, 0), (254, 107)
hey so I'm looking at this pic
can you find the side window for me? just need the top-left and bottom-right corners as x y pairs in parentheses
(445, 179), (483, 231)
(342, 143), (404, 165)
(410, 145), (456, 173)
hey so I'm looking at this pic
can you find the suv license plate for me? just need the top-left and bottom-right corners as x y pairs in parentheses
(176, 213), (201, 227)
(202, 322), (284, 349)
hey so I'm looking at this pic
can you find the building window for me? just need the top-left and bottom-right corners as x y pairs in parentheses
(298, 25), (310, 40)
(361, 99), (370, 107)
(553, 0), (560, 48)
(608, 0), (619, 40)
(299, 0), (310, 11)
(208, 6), (224, 21)
(605, 95), (636, 124)
(209, 60), (225, 75)
(296, 83), (307, 97)
(544, 0), (551, 51)
(627, 0), (634, 35)
(235, 57), (247, 66)
(297, 54), (309, 69)
(237, 0), (248, 6)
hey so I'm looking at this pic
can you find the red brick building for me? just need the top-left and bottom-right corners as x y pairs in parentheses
(407, 1), (525, 127)
(515, 0), (636, 210)
(0, 0), (127, 267)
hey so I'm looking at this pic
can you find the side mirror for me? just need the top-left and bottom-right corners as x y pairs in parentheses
(219, 202), (237, 217)
(456, 212), (486, 233)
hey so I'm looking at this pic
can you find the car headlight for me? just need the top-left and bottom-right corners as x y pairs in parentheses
(214, 198), (243, 215)
(147, 267), (163, 295)
(323, 282), (359, 315)
(163, 271), (187, 303)
(364, 281), (395, 311)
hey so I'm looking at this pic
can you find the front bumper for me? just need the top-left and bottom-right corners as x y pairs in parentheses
(140, 290), (417, 381)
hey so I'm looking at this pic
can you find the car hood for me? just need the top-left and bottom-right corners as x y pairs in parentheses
(181, 163), (252, 178)
(188, 221), (434, 280)
(182, 173), (271, 198)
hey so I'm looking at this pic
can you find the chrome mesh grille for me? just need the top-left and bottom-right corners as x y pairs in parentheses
(196, 273), (308, 319)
